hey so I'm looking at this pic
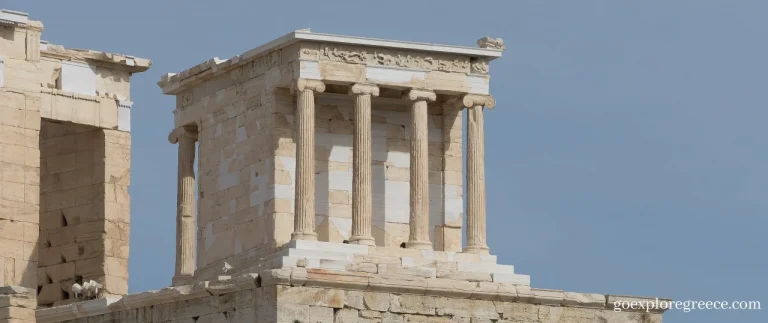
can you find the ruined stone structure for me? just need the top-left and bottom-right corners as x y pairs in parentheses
(1, 9), (668, 323)
(0, 8), (150, 319)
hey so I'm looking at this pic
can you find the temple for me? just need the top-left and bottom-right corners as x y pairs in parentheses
(0, 9), (668, 323)
(155, 30), (517, 285)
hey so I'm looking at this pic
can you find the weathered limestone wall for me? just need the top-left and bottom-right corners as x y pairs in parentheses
(177, 52), (295, 273)
(37, 268), (665, 323)
(36, 121), (130, 306)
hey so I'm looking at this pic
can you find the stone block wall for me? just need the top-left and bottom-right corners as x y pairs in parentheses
(188, 62), (285, 271)
(36, 121), (130, 306)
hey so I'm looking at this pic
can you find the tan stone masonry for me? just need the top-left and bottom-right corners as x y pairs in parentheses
(1, 8), (149, 310)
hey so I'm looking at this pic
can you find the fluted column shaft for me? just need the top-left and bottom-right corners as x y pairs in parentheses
(169, 127), (198, 282)
(405, 90), (437, 250)
(465, 105), (488, 254)
(292, 79), (325, 241)
(462, 95), (495, 254)
(349, 84), (379, 245)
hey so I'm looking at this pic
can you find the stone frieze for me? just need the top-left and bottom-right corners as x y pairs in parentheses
(318, 44), (471, 73)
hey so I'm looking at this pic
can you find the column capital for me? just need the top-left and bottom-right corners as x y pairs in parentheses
(292, 78), (326, 93)
(403, 89), (437, 102)
(349, 83), (380, 97)
(461, 94), (496, 109)
(168, 126), (198, 144)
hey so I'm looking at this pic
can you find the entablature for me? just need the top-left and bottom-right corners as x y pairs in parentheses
(158, 29), (503, 96)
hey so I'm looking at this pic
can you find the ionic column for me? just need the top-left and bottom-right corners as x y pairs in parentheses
(462, 94), (496, 254)
(168, 126), (199, 284)
(292, 79), (325, 241)
(404, 89), (437, 250)
(349, 84), (379, 245)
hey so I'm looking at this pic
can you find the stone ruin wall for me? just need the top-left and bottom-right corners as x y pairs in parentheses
(1, 14), (145, 308)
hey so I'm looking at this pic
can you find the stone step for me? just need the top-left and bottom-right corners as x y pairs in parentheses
(276, 256), (352, 271)
(457, 262), (515, 274)
(285, 240), (370, 254)
(279, 248), (357, 261)
(316, 259), (353, 271)
(276, 256), (317, 268)
(492, 273), (530, 285)
(479, 254), (498, 264)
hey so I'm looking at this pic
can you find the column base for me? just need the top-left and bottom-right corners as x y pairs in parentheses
(463, 245), (490, 254)
(291, 232), (318, 241)
(348, 235), (376, 246)
(171, 274), (193, 286)
(406, 240), (433, 250)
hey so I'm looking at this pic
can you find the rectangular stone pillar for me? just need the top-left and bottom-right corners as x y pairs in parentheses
(435, 102), (464, 252)
(0, 90), (39, 291)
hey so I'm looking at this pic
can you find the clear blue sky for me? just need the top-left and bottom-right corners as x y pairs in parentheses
(6, 1), (766, 322)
